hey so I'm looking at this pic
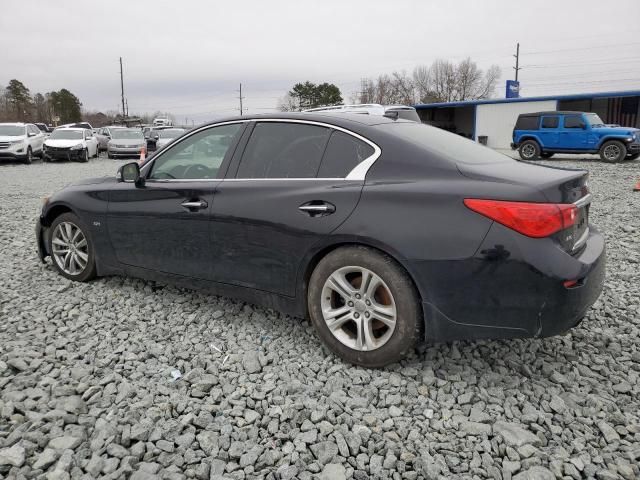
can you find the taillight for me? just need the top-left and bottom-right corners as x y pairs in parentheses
(464, 199), (577, 238)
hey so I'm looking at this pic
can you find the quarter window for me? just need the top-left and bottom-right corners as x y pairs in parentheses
(564, 116), (583, 128)
(541, 116), (559, 128)
(515, 116), (539, 130)
(149, 123), (243, 180)
(317, 131), (374, 178)
(236, 122), (330, 178)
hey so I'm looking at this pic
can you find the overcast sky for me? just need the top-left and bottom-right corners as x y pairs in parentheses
(2, 0), (639, 124)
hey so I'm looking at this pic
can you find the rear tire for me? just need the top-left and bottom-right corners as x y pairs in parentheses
(540, 152), (554, 159)
(49, 213), (97, 282)
(626, 153), (640, 160)
(599, 140), (626, 163)
(518, 140), (540, 160)
(308, 246), (422, 368)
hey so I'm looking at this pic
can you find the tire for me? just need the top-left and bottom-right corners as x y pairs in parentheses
(540, 152), (554, 159)
(49, 212), (97, 282)
(307, 246), (422, 368)
(626, 153), (640, 160)
(93, 147), (99, 158)
(80, 149), (89, 163)
(24, 147), (33, 164)
(599, 140), (627, 163)
(518, 140), (540, 160)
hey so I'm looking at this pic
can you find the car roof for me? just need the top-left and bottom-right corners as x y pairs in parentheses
(519, 111), (589, 116)
(54, 127), (85, 132)
(196, 112), (412, 129)
(0, 122), (27, 126)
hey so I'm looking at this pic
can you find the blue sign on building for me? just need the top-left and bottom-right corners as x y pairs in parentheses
(506, 80), (520, 98)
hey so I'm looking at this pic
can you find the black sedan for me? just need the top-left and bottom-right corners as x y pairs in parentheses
(35, 113), (605, 367)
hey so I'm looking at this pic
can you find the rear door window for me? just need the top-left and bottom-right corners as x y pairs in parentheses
(317, 131), (374, 178)
(541, 116), (559, 128)
(236, 122), (330, 178)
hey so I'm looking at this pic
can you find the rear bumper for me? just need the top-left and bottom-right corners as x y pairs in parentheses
(108, 147), (143, 157)
(416, 224), (606, 342)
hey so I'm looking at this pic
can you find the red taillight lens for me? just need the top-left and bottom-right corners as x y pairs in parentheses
(464, 199), (577, 238)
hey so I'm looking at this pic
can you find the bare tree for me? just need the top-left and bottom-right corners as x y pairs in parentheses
(277, 93), (300, 112)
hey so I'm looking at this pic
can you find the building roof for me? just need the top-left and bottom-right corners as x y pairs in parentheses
(413, 90), (640, 109)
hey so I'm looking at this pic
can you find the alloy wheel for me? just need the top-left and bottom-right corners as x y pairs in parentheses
(321, 266), (397, 351)
(51, 221), (89, 276)
(603, 144), (620, 162)
(521, 143), (535, 159)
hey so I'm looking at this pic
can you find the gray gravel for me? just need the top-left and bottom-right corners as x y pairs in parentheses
(1, 154), (639, 480)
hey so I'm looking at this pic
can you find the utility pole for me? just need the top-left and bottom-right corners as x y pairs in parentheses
(119, 57), (126, 118)
(237, 83), (245, 116)
(513, 43), (521, 81)
(125, 99), (129, 117)
(360, 78), (369, 104)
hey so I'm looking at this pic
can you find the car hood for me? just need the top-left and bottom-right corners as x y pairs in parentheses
(0, 135), (25, 142)
(45, 139), (84, 148)
(591, 126), (639, 135)
(108, 139), (145, 146)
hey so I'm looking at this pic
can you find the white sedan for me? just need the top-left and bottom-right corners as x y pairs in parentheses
(43, 128), (99, 162)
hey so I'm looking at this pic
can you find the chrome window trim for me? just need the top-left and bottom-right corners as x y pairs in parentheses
(141, 118), (382, 182)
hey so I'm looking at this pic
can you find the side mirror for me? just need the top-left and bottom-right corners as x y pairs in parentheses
(580, 122), (587, 129)
(117, 162), (142, 185)
(154, 135), (159, 140)
(28, 132), (35, 137)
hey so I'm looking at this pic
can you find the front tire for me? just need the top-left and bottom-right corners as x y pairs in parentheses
(24, 147), (33, 164)
(49, 213), (97, 282)
(599, 140), (627, 163)
(518, 140), (540, 160)
(308, 246), (421, 368)
(80, 149), (89, 163)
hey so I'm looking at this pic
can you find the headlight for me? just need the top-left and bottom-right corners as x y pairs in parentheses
(70, 144), (83, 150)
(9, 139), (24, 145)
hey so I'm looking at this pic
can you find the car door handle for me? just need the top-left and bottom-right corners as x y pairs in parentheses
(181, 199), (208, 210)
(299, 202), (336, 216)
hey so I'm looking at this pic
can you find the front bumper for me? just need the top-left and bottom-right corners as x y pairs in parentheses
(108, 147), (143, 157)
(44, 147), (84, 161)
(0, 150), (27, 161)
(626, 141), (640, 153)
(510, 142), (517, 150)
(418, 224), (606, 342)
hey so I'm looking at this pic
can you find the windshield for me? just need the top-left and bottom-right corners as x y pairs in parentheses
(383, 122), (513, 164)
(50, 129), (83, 140)
(0, 125), (25, 136)
(112, 129), (143, 140)
(158, 129), (184, 138)
(585, 113), (605, 127)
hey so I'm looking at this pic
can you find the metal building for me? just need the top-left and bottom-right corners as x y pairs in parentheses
(413, 90), (640, 150)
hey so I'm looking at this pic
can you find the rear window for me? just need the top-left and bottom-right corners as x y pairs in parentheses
(385, 122), (514, 165)
(515, 116), (539, 130)
(541, 116), (559, 128)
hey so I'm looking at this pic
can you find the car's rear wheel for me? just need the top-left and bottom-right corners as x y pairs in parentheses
(24, 147), (33, 164)
(599, 140), (627, 163)
(518, 140), (540, 160)
(49, 213), (96, 282)
(626, 153), (639, 160)
(540, 152), (554, 159)
(308, 246), (421, 367)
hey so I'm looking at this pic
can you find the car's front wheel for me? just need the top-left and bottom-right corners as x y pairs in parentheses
(49, 213), (96, 282)
(308, 246), (421, 367)
(518, 140), (540, 160)
(80, 148), (89, 163)
(599, 140), (627, 163)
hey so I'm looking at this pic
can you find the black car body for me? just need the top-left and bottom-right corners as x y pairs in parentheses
(36, 113), (605, 366)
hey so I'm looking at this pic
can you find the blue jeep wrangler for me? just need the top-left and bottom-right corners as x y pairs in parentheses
(511, 111), (640, 162)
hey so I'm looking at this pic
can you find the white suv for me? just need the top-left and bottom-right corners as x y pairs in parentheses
(303, 104), (421, 122)
(0, 123), (45, 164)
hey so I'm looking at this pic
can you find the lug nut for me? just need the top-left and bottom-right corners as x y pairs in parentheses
(348, 301), (354, 307)
(354, 312), (360, 318)
(365, 300), (371, 306)
(355, 294), (361, 299)
(364, 312), (370, 318)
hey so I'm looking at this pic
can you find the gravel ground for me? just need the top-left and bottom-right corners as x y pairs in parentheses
(0, 154), (639, 480)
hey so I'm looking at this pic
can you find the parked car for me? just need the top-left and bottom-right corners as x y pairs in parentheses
(107, 128), (146, 158)
(145, 126), (172, 151)
(43, 127), (99, 162)
(34, 123), (51, 136)
(512, 111), (640, 162)
(58, 122), (94, 131)
(154, 128), (186, 149)
(304, 104), (421, 122)
(152, 117), (173, 127)
(35, 113), (605, 367)
(95, 126), (126, 152)
(0, 122), (45, 163)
